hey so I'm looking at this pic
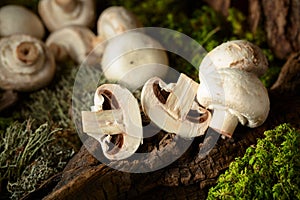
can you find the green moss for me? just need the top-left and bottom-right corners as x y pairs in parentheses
(207, 124), (300, 200)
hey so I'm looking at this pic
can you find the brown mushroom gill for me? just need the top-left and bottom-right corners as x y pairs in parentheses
(99, 90), (124, 154)
(153, 82), (209, 124)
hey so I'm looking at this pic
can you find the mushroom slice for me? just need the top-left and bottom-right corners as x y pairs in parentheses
(46, 26), (101, 64)
(141, 73), (211, 138)
(82, 84), (142, 160)
(197, 68), (270, 138)
(200, 40), (268, 77)
(38, 0), (96, 32)
(0, 35), (55, 92)
(97, 6), (142, 39)
(0, 5), (45, 39)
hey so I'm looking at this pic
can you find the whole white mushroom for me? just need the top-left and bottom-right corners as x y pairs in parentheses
(101, 31), (169, 89)
(0, 5), (45, 39)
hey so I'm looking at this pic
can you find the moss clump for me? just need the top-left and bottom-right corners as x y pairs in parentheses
(0, 119), (74, 199)
(207, 124), (300, 199)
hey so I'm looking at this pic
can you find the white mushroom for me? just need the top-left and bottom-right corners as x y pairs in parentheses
(200, 40), (268, 77)
(197, 68), (270, 137)
(0, 35), (56, 92)
(101, 31), (169, 89)
(81, 84), (142, 160)
(97, 6), (142, 39)
(0, 5), (45, 39)
(141, 73), (211, 138)
(46, 26), (101, 64)
(38, 0), (96, 32)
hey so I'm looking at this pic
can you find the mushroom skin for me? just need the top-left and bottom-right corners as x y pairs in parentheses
(197, 68), (270, 137)
(38, 0), (96, 32)
(200, 40), (268, 77)
(97, 6), (142, 39)
(0, 35), (56, 92)
(141, 73), (211, 138)
(46, 26), (99, 64)
(101, 31), (169, 89)
(0, 5), (45, 39)
(81, 84), (143, 160)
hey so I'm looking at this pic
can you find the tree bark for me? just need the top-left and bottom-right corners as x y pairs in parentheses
(22, 52), (300, 200)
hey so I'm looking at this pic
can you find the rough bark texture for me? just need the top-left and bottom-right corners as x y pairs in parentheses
(250, 0), (300, 59)
(22, 54), (300, 200)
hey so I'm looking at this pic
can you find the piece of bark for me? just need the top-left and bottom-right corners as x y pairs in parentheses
(271, 52), (300, 95)
(202, 0), (231, 16)
(249, 0), (300, 59)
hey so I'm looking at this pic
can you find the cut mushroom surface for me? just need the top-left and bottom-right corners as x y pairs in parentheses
(141, 73), (211, 138)
(0, 35), (56, 92)
(82, 84), (142, 160)
(46, 26), (99, 64)
(38, 0), (96, 32)
(200, 40), (268, 77)
(197, 68), (270, 137)
(0, 5), (45, 39)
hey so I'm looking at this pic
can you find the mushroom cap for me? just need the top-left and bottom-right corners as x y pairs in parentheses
(101, 31), (169, 89)
(38, 0), (96, 32)
(97, 6), (142, 39)
(200, 40), (268, 77)
(46, 26), (96, 64)
(82, 84), (143, 160)
(0, 5), (45, 39)
(197, 68), (270, 128)
(0, 35), (56, 92)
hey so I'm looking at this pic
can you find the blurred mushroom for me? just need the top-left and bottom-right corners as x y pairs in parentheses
(0, 90), (18, 112)
(81, 84), (143, 160)
(38, 0), (96, 32)
(200, 40), (268, 77)
(46, 25), (101, 64)
(97, 6), (142, 39)
(141, 73), (211, 138)
(197, 68), (270, 138)
(0, 5), (45, 39)
(0, 35), (56, 92)
(101, 31), (169, 89)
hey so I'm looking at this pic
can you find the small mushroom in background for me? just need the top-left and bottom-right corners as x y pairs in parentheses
(46, 25), (101, 64)
(101, 31), (169, 90)
(0, 35), (56, 92)
(199, 40), (268, 77)
(141, 73), (211, 138)
(0, 5), (45, 39)
(197, 68), (270, 138)
(97, 6), (142, 40)
(38, 0), (96, 32)
(81, 84), (143, 160)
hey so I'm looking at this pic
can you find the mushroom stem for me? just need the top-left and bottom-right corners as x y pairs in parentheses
(48, 43), (68, 61)
(16, 42), (39, 65)
(82, 109), (124, 136)
(165, 73), (198, 120)
(55, 0), (78, 13)
(209, 109), (238, 138)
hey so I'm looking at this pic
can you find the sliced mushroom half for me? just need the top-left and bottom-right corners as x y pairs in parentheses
(141, 73), (211, 138)
(82, 84), (142, 160)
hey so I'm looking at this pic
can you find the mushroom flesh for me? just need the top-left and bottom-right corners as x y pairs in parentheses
(81, 84), (143, 160)
(38, 0), (96, 32)
(0, 5), (45, 39)
(0, 35), (56, 92)
(141, 73), (211, 138)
